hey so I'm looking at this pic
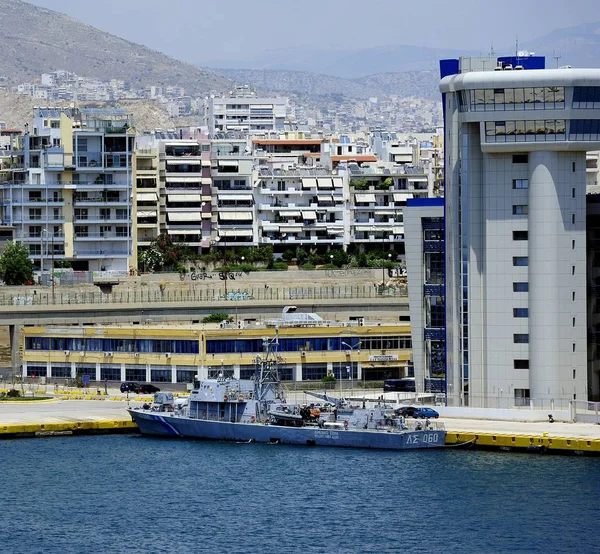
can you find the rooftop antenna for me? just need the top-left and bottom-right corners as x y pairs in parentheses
(553, 50), (562, 68)
(489, 43), (495, 57)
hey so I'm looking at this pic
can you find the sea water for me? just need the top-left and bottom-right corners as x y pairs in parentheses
(0, 436), (598, 554)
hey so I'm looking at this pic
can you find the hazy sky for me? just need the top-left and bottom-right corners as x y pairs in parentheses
(26, 0), (597, 64)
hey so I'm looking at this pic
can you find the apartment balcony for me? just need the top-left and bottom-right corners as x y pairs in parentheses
(66, 181), (130, 190)
(73, 249), (130, 258)
(74, 232), (130, 240)
(104, 153), (131, 169)
(76, 152), (103, 169)
(73, 197), (127, 206)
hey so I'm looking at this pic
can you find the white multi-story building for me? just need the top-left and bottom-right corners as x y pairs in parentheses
(205, 86), (288, 135)
(441, 57), (600, 407)
(2, 107), (135, 273)
(255, 166), (345, 249)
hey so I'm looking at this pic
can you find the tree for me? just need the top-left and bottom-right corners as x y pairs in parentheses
(0, 241), (34, 285)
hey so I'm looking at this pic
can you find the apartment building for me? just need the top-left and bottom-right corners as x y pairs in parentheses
(211, 133), (255, 247)
(255, 166), (345, 250)
(441, 55), (600, 407)
(0, 129), (25, 248)
(1, 108), (134, 273)
(205, 86), (288, 135)
(337, 162), (429, 254)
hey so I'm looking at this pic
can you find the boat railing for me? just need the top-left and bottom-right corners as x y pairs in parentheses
(403, 420), (445, 431)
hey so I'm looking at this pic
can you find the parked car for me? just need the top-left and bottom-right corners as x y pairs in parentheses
(138, 383), (160, 394)
(413, 407), (439, 419)
(120, 381), (139, 393)
(394, 406), (419, 417)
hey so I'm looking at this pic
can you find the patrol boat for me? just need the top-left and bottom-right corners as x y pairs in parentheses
(127, 336), (446, 450)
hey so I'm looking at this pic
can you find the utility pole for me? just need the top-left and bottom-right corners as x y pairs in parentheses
(51, 233), (55, 300)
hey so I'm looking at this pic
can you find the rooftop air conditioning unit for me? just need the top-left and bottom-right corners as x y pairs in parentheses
(301, 351), (306, 357)
(166, 353), (172, 359)
(79, 351), (85, 357)
(134, 352), (140, 358)
(64, 350), (70, 356)
(104, 351), (113, 357)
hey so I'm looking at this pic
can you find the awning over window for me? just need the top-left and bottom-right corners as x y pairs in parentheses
(168, 194), (203, 202)
(219, 211), (253, 221)
(261, 222), (280, 231)
(317, 195), (333, 202)
(136, 193), (157, 202)
(328, 228), (345, 235)
(218, 193), (253, 202)
(393, 193), (413, 202)
(317, 178), (333, 189)
(167, 212), (202, 222)
(355, 193), (376, 203)
(283, 211), (301, 218)
(166, 176), (201, 183)
(202, 195), (212, 202)
(392, 226), (404, 234)
(218, 160), (239, 168)
(167, 159), (201, 165)
(302, 178), (317, 189)
(303, 210), (317, 219)
(409, 176), (428, 182)
(285, 226), (303, 233)
(167, 229), (202, 235)
(220, 228), (253, 237)
(332, 177), (344, 188)
(355, 225), (376, 231)
(137, 211), (157, 218)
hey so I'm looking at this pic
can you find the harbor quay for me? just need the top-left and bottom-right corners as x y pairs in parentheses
(2, 393), (600, 455)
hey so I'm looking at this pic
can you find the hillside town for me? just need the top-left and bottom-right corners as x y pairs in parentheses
(2, 69), (442, 134)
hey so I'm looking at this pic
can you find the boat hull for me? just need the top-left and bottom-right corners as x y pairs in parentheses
(128, 410), (446, 450)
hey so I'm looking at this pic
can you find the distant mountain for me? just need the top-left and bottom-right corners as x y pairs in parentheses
(205, 45), (477, 79)
(215, 69), (381, 99)
(214, 68), (440, 101)
(522, 21), (600, 68)
(0, 0), (231, 94)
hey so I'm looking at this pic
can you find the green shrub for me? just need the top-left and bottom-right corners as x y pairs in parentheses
(301, 263), (316, 270)
(6, 389), (20, 398)
(202, 313), (232, 323)
(271, 262), (288, 271)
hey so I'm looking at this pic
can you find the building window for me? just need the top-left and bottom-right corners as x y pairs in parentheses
(572, 239), (576, 249)
(573, 369), (576, 379)
(572, 213), (575, 224)
(572, 188), (576, 198)
(513, 308), (529, 318)
(513, 205), (528, 215)
(513, 231), (528, 241)
(486, 120), (566, 143)
(572, 291), (576, 301)
(514, 334), (529, 343)
(572, 87), (600, 108)
(573, 343), (576, 352)
(513, 282), (529, 292)
(512, 154), (528, 164)
(513, 179), (529, 189)
(514, 359), (530, 369)
(513, 257), (528, 266)
(572, 265), (575, 275)
(569, 120), (600, 141)
(28, 208), (42, 220)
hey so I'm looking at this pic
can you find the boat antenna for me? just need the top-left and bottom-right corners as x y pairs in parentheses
(253, 327), (284, 420)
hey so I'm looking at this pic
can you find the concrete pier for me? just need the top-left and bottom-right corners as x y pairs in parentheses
(2, 396), (600, 454)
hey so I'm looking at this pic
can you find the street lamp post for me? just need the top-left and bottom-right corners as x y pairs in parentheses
(341, 340), (360, 391)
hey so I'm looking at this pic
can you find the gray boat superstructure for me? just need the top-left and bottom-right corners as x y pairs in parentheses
(128, 335), (446, 450)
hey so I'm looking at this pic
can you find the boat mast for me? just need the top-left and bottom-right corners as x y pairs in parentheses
(254, 329), (284, 419)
